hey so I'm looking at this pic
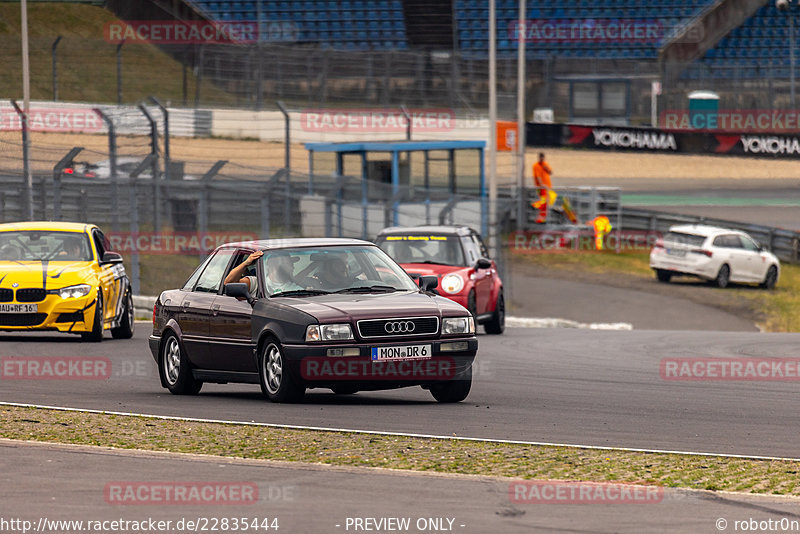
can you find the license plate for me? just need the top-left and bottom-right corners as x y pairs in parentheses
(0, 304), (38, 313)
(371, 345), (432, 362)
(666, 248), (686, 257)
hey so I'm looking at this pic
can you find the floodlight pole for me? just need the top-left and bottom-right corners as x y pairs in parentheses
(488, 0), (498, 257)
(21, 0), (33, 220)
(52, 36), (62, 101)
(791, 12), (796, 108)
(516, 0), (527, 228)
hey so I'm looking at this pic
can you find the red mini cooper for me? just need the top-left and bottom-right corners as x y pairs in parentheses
(376, 226), (504, 335)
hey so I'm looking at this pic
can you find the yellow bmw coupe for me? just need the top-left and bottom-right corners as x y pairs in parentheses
(0, 222), (134, 341)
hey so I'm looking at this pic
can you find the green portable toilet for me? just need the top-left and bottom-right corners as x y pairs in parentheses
(688, 90), (719, 130)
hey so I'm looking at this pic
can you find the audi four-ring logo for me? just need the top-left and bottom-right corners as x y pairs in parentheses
(384, 320), (416, 333)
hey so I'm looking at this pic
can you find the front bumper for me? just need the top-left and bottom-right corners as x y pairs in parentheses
(0, 294), (97, 333)
(282, 337), (477, 388)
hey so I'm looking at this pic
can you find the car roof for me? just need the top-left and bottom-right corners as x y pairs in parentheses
(0, 221), (94, 233)
(219, 237), (373, 251)
(376, 225), (475, 237)
(668, 224), (744, 237)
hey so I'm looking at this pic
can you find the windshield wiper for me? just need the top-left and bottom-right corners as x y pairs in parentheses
(270, 289), (332, 298)
(334, 285), (399, 294)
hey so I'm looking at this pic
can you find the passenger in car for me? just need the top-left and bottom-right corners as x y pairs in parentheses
(265, 254), (303, 295)
(224, 250), (263, 297)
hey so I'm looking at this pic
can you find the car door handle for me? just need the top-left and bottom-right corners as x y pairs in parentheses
(212, 304), (220, 316)
(182, 301), (190, 312)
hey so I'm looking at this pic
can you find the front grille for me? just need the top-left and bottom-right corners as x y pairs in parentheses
(16, 288), (46, 302)
(0, 289), (12, 302)
(56, 311), (84, 323)
(0, 313), (47, 326)
(357, 316), (439, 338)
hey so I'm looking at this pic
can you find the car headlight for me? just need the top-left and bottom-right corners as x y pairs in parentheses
(442, 316), (475, 335)
(53, 284), (92, 299)
(440, 273), (464, 294)
(305, 323), (354, 342)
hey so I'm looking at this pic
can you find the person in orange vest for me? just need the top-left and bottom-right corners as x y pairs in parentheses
(531, 152), (554, 224)
(587, 215), (612, 250)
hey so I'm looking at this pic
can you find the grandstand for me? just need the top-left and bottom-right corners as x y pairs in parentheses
(180, 0), (785, 72)
(9, 0), (785, 119)
(688, 2), (794, 79)
(190, 0), (409, 49)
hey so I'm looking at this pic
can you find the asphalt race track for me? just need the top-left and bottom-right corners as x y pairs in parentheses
(2, 326), (800, 459)
(4, 439), (800, 534)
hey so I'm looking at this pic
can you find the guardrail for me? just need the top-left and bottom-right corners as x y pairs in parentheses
(622, 207), (800, 264)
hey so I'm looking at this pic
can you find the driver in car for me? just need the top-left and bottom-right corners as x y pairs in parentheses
(58, 237), (85, 260)
(315, 256), (356, 289)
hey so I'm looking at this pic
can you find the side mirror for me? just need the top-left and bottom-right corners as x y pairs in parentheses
(419, 275), (438, 292)
(100, 251), (124, 265)
(224, 283), (254, 305)
(475, 258), (492, 270)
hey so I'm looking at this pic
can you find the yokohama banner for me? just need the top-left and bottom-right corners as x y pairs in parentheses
(526, 123), (800, 158)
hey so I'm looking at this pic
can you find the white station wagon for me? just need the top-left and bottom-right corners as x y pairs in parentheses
(650, 225), (780, 289)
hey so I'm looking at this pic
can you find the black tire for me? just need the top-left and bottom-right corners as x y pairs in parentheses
(761, 265), (778, 290)
(81, 291), (104, 342)
(656, 269), (672, 283)
(484, 291), (505, 335)
(159, 332), (202, 395)
(259, 338), (305, 403)
(466, 290), (477, 320)
(331, 385), (359, 395)
(430, 365), (472, 403)
(158, 332), (203, 395)
(715, 264), (730, 289)
(111, 291), (135, 339)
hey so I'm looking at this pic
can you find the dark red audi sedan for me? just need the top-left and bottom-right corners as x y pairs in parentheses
(149, 238), (477, 403)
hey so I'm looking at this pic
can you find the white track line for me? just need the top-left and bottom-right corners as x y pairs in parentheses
(2, 401), (797, 462)
(506, 316), (633, 330)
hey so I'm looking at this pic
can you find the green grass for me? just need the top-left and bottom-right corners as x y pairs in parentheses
(513, 250), (800, 333)
(2, 405), (800, 496)
(0, 3), (235, 105)
(516, 250), (654, 277)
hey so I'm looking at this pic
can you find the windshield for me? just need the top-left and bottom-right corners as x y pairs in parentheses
(0, 231), (93, 261)
(375, 234), (466, 266)
(261, 245), (419, 297)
